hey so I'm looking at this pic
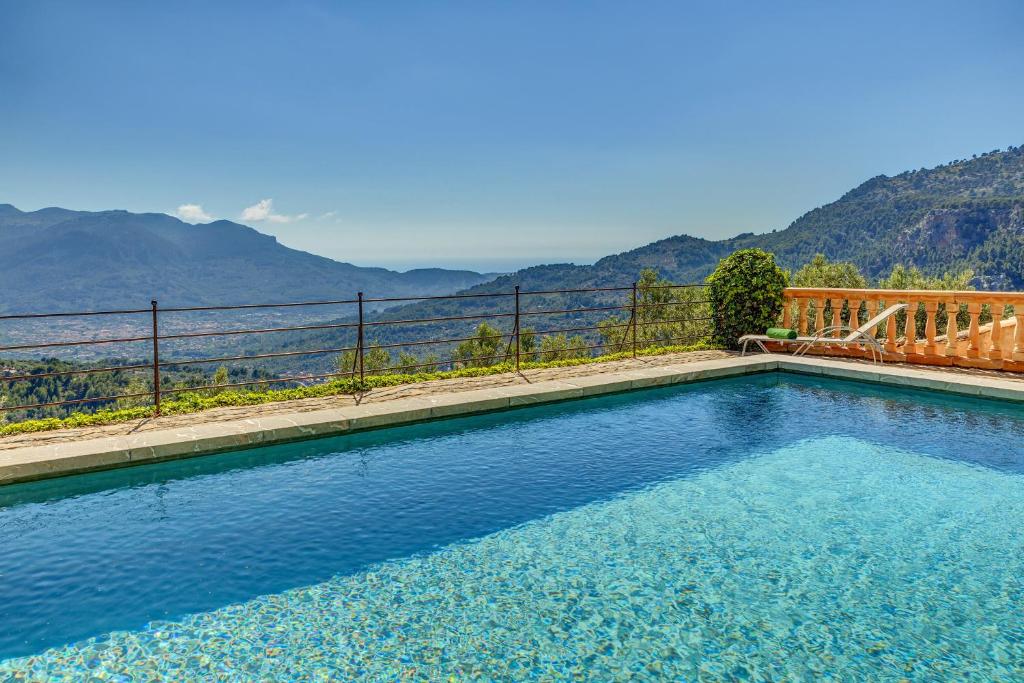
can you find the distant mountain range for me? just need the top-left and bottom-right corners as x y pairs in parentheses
(0, 206), (497, 314)
(3, 144), (1022, 320)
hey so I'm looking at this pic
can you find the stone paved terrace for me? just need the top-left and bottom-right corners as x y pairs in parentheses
(5, 348), (1024, 456)
(5, 350), (1024, 485)
(0, 349), (735, 452)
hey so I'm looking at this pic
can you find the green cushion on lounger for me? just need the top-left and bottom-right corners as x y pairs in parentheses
(765, 327), (797, 340)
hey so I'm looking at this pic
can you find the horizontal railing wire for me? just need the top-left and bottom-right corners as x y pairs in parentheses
(0, 308), (151, 321)
(157, 321), (360, 341)
(362, 292), (512, 303)
(156, 370), (359, 395)
(362, 311), (517, 327)
(0, 362), (155, 383)
(519, 304), (630, 317)
(0, 284), (712, 417)
(1, 390), (156, 411)
(0, 335), (152, 353)
(158, 299), (359, 313)
(156, 346), (360, 368)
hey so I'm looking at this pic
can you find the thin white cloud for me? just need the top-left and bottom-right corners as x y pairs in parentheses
(174, 203), (214, 223)
(240, 198), (307, 224)
(319, 210), (338, 220)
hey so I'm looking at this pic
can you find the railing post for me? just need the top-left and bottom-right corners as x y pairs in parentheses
(150, 299), (161, 416)
(357, 291), (365, 383)
(631, 282), (638, 358)
(514, 285), (521, 372)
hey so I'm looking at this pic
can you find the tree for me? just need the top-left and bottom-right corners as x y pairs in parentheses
(116, 374), (154, 408)
(396, 351), (442, 373)
(537, 333), (589, 361)
(878, 264), (973, 291)
(705, 250), (788, 349)
(452, 323), (507, 368)
(791, 254), (867, 288)
(789, 255), (868, 332)
(337, 346), (393, 377)
(599, 268), (712, 353)
(517, 327), (538, 362)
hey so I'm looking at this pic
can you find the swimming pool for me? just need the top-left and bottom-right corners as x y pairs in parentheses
(2, 373), (1023, 680)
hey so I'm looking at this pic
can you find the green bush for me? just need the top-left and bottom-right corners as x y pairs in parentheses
(706, 248), (788, 349)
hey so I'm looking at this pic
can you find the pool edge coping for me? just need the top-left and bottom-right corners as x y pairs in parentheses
(3, 354), (1024, 485)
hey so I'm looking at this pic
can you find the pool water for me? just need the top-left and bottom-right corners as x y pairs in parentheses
(2, 374), (1024, 680)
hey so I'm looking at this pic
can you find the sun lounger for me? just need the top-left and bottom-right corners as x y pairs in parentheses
(740, 303), (907, 363)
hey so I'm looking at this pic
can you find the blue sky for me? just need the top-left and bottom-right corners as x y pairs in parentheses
(2, 1), (1022, 272)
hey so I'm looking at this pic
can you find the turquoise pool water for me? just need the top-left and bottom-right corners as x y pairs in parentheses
(2, 374), (1024, 680)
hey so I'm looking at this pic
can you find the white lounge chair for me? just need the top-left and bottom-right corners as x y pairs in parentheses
(740, 303), (908, 364)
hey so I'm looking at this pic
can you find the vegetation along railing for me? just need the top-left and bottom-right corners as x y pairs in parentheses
(0, 282), (712, 422)
(779, 287), (1024, 369)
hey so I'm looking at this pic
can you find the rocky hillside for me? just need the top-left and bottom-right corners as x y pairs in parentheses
(450, 145), (1024, 294)
(735, 145), (1024, 287)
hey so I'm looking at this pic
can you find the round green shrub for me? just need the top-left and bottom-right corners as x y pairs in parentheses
(706, 248), (788, 349)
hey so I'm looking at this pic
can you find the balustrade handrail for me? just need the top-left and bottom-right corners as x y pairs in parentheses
(785, 287), (1024, 304)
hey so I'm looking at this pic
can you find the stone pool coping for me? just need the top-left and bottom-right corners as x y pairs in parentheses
(3, 354), (1024, 485)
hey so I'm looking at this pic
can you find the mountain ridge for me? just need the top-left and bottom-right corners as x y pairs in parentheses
(443, 144), (1024, 296)
(0, 206), (498, 313)
(3, 144), (1023, 317)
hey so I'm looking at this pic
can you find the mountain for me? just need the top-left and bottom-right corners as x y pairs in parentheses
(0, 206), (497, 313)
(5, 145), (1023, 396)
(458, 145), (1024, 294)
(5, 145), (1021, 317)
(735, 145), (1024, 288)
(199, 144), (1024, 371)
(263, 144), (1023, 366)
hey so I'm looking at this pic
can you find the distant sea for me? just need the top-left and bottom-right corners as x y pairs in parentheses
(370, 257), (564, 274)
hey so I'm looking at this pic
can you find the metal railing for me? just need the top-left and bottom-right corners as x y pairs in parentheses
(0, 283), (711, 420)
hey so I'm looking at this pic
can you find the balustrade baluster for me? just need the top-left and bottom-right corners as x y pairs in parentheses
(865, 299), (878, 336)
(965, 302), (982, 358)
(782, 296), (793, 329)
(798, 298), (809, 336)
(1014, 306), (1024, 362)
(944, 300), (958, 357)
(814, 298), (825, 337)
(830, 298), (842, 339)
(904, 301), (918, 355)
(989, 303), (1004, 361)
(923, 301), (938, 356)
(884, 300), (898, 353)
